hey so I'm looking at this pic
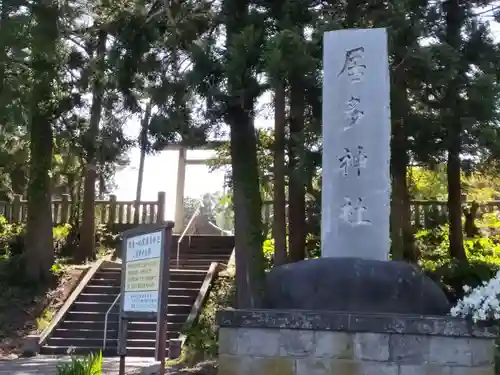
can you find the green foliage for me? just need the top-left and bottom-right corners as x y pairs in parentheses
(409, 166), (500, 201)
(262, 238), (274, 269)
(417, 214), (500, 302)
(182, 274), (235, 361)
(36, 309), (54, 331)
(95, 224), (120, 251)
(53, 224), (72, 254)
(0, 216), (73, 286)
(56, 352), (103, 375)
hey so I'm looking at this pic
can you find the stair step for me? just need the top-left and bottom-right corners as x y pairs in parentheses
(40, 345), (166, 357)
(47, 337), (170, 348)
(40, 346), (118, 356)
(77, 292), (197, 304)
(169, 280), (204, 288)
(78, 293), (121, 303)
(65, 311), (188, 323)
(71, 302), (192, 314)
(84, 285), (121, 294)
(172, 260), (229, 266)
(169, 270), (207, 282)
(88, 278), (121, 286)
(58, 321), (183, 332)
(186, 236), (235, 248)
(174, 253), (232, 259)
(83, 281), (203, 295)
(94, 270), (121, 277)
(52, 328), (179, 340)
(174, 249), (233, 255)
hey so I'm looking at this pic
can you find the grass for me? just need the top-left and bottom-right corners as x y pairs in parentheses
(36, 309), (54, 332)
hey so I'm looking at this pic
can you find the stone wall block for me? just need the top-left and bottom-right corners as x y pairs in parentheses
(236, 328), (280, 357)
(279, 329), (315, 357)
(295, 358), (332, 375)
(295, 359), (361, 375)
(428, 337), (472, 366)
(219, 328), (238, 355)
(450, 367), (495, 375)
(218, 354), (248, 375)
(219, 354), (295, 375)
(360, 361), (398, 375)
(314, 331), (354, 359)
(398, 364), (452, 375)
(389, 334), (430, 364)
(470, 339), (495, 366)
(354, 333), (390, 361)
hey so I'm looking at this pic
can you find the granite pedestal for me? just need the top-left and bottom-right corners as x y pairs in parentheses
(217, 309), (497, 375)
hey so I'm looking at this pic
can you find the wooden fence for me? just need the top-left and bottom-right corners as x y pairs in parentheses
(261, 200), (500, 230)
(0, 191), (166, 226)
(410, 200), (500, 229)
(2, 195), (500, 230)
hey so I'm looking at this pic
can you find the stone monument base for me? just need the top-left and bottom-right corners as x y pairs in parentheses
(264, 258), (450, 315)
(217, 309), (497, 375)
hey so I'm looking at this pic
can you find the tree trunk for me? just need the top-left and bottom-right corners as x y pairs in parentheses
(134, 102), (151, 223)
(390, 118), (405, 261)
(390, 50), (416, 262)
(288, 82), (306, 263)
(0, 2), (8, 116)
(230, 111), (266, 308)
(447, 134), (466, 260)
(444, 0), (467, 262)
(224, 0), (266, 308)
(272, 82), (287, 266)
(25, 1), (59, 282)
(79, 29), (107, 263)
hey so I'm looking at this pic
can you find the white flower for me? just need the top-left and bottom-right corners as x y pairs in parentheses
(450, 272), (500, 323)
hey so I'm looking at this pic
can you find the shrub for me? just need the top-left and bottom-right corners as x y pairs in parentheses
(0, 216), (73, 286)
(56, 351), (103, 375)
(417, 214), (500, 302)
(182, 272), (235, 361)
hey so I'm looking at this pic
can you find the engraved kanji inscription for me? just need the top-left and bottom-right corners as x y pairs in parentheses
(339, 148), (352, 176)
(338, 46), (366, 83)
(344, 96), (364, 130)
(353, 145), (367, 176)
(339, 197), (371, 226)
(339, 145), (368, 176)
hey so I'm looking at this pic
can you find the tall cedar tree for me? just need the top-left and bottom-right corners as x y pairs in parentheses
(25, 1), (60, 281)
(222, 0), (267, 307)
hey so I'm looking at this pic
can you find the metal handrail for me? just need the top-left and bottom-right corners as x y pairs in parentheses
(103, 293), (121, 350)
(176, 199), (203, 268)
(207, 220), (232, 236)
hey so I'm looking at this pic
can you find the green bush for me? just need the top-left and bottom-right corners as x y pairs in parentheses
(182, 273), (235, 361)
(417, 215), (500, 302)
(0, 216), (73, 286)
(56, 351), (103, 375)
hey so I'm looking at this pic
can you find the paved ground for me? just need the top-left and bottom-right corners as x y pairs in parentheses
(0, 356), (157, 374)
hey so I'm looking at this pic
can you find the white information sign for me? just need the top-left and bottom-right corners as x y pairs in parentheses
(123, 231), (163, 313)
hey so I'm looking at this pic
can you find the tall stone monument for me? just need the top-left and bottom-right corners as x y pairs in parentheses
(321, 28), (391, 261)
(261, 28), (449, 314)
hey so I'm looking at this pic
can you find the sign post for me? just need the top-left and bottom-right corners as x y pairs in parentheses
(118, 222), (174, 375)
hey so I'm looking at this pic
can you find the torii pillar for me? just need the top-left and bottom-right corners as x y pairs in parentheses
(170, 141), (227, 234)
(174, 147), (186, 233)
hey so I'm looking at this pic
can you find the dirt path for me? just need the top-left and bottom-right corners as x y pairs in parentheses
(0, 356), (156, 374)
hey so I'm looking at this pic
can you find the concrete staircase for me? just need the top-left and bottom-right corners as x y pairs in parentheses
(40, 235), (234, 357)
